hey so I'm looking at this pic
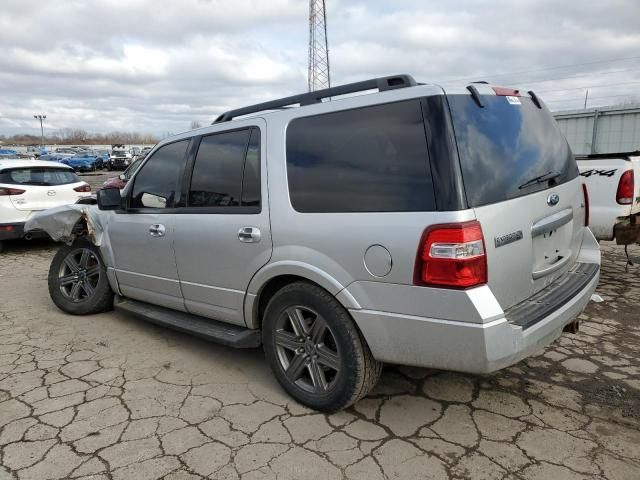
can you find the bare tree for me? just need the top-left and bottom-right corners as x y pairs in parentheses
(190, 120), (202, 130)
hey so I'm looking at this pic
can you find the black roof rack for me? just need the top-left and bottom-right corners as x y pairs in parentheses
(213, 74), (418, 123)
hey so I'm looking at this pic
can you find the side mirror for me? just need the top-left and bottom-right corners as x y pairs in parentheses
(97, 188), (122, 210)
(118, 174), (126, 180)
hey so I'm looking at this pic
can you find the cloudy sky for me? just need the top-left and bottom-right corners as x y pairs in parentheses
(1, 0), (639, 137)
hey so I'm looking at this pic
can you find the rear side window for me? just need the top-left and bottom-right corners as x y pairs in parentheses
(448, 94), (578, 207)
(286, 100), (436, 213)
(189, 129), (250, 207)
(130, 140), (189, 209)
(0, 168), (79, 186)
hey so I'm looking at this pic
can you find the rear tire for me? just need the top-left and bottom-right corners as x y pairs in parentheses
(48, 237), (113, 315)
(262, 281), (381, 412)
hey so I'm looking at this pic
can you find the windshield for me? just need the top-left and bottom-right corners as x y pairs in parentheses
(0, 167), (80, 186)
(447, 94), (578, 207)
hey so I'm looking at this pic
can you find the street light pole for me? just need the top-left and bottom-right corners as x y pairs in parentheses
(33, 114), (46, 147)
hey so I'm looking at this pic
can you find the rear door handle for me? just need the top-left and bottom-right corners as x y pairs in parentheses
(149, 224), (166, 237)
(238, 227), (261, 243)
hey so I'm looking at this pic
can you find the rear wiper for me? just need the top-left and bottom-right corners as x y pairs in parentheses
(518, 171), (562, 190)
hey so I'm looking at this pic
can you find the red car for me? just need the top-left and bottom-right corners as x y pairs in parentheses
(101, 157), (143, 189)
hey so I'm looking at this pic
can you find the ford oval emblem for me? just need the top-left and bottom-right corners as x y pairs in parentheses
(547, 193), (559, 206)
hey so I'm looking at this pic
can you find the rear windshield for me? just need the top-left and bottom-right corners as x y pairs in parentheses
(447, 94), (578, 207)
(0, 168), (80, 186)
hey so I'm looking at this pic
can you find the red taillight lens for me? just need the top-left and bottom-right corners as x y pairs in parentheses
(582, 184), (589, 227)
(414, 220), (487, 289)
(74, 183), (91, 193)
(0, 187), (26, 196)
(616, 170), (634, 205)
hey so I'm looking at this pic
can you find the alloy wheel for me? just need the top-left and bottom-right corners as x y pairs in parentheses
(57, 248), (102, 303)
(274, 306), (341, 393)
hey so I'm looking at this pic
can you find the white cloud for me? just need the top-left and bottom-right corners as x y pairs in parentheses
(1, 0), (639, 136)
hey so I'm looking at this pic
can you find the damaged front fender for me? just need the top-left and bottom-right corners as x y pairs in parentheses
(25, 204), (108, 246)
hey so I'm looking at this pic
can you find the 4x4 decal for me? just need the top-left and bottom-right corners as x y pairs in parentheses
(580, 168), (617, 178)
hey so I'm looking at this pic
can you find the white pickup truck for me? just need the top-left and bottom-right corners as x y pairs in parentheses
(576, 152), (640, 244)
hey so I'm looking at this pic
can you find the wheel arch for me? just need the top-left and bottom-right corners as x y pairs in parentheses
(244, 262), (361, 330)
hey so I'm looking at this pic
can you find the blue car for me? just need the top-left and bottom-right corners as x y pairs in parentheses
(0, 149), (18, 157)
(61, 153), (98, 172)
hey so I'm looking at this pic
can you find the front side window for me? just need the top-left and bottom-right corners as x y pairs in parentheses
(130, 140), (189, 209)
(286, 100), (436, 213)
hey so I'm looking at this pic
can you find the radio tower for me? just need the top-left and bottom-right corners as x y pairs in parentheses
(308, 0), (330, 91)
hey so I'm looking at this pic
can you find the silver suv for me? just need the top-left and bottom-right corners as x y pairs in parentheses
(45, 75), (600, 412)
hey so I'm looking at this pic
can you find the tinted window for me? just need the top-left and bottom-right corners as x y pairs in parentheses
(448, 95), (578, 207)
(189, 129), (250, 207)
(241, 129), (261, 207)
(286, 100), (436, 212)
(130, 140), (189, 209)
(0, 168), (79, 186)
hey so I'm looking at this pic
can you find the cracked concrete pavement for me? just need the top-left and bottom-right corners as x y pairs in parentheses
(0, 239), (638, 480)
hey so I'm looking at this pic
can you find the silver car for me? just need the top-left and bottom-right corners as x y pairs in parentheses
(45, 75), (600, 412)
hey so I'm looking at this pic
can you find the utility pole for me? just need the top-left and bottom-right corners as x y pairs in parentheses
(308, 0), (330, 92)
(34, 114), (46, 147)
(583, 90), (589, 109)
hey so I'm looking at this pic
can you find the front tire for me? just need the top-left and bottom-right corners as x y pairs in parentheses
(48, 238), (113, 315)
(262, 282), (381, 412)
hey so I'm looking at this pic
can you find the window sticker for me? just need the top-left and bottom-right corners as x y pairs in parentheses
(506, 96), (521, 105)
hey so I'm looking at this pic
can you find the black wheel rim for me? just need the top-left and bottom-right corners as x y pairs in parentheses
(58, 248), (101, 303)
(274, 306), (341, 394)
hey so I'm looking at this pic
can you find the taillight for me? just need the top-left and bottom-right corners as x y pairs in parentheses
(616, 170), (634, 205)
(414, 220), (487, 289)
(74, 183), (91, 192)
(582, 184), (589, 227)
(0, 187), (26, 196)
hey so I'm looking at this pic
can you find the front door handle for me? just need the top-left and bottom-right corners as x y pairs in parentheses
(238, 227), (261, 243)
(149, 224), (166, 237)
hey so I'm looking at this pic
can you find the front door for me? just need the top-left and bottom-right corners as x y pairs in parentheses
(173, 124), (272, 326)
(109, 139), (191, 311)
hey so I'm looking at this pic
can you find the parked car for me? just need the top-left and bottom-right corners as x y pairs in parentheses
(0, 160), (91, 251)
(61, 153), (98, 172)
(577, 152), (640, 245)
(101, 157), (144, 190)
(0, 149), (18, 157)
(95, 149), (111, 169)
(108, 145), (132, 170)
(38, 75), (600, 412)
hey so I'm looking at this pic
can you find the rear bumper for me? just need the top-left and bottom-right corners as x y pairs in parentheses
(0, 222), (48, 241)
(349, 229), (601, 374)
(614, 215), (640, 245)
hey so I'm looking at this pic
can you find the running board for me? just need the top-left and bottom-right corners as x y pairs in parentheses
(114, 296), (261, 348)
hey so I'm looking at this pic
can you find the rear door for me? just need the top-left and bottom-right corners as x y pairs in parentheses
(446, 90), (585, 310)
(0, 167), (85, 211)
(172, 123), (272, 327)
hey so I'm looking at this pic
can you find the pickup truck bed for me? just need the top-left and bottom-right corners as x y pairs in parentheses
(577, 152), (640, 243)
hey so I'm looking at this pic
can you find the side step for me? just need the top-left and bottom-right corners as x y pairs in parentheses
(114, 296), (261, 349)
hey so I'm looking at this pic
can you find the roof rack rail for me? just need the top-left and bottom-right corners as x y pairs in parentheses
(213, 74), (417, 123)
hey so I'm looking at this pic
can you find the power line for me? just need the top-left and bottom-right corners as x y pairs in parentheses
(508, 66), (640, 86)
(537, 80), (640, 95)
(440, 55), (640, 83)
(545, 93), (640, 103)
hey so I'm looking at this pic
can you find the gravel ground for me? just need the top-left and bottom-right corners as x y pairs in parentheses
(0, 240), (638, 480)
